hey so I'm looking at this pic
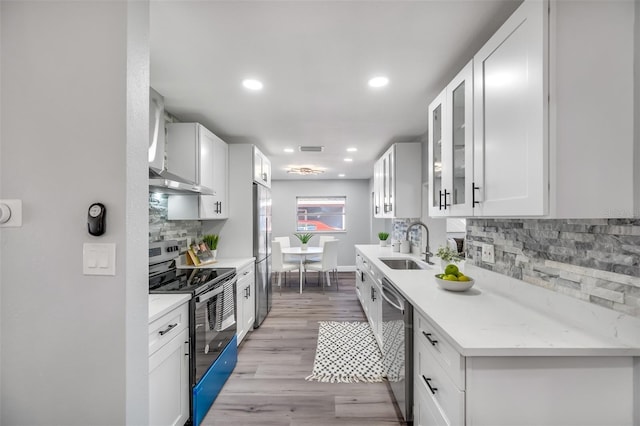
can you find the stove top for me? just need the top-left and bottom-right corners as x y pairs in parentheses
(149, 240), (235, 296)
(150, 267), (235, 295)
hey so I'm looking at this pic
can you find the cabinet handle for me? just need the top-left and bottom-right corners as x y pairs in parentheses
(438, 190), (443, 210)
(422, 375), (438, 395)
(158, 323), (177, 336)
(472, 182), (480, 207)
(422, 331), (438, 346)
(371, 287), (376, 302)
(247, 285), (251, 297)
(443, 189), (451, 209)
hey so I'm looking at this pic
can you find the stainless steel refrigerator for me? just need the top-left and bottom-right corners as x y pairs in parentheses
(253, 183), (272, 327)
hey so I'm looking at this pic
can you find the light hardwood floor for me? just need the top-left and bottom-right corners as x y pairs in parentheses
(202, 272), (404, 426)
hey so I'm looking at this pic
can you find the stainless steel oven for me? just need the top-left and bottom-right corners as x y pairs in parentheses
(381, 277), (413, 423)
(192, 273), (237, 384)
(149, 240), (237, 426)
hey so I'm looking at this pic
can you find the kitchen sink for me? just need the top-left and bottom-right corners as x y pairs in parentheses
(380, 258), (427, 270)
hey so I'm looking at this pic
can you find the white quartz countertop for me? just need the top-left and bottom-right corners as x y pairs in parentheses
(176, 257), (255, 271)
(148, 293), (191, 323)
(356, 245), (640, 357)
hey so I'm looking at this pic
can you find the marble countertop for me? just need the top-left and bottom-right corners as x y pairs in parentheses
(148, 293), (191, 323)
(356, 245), (640, 357)
(177, 257), (255, 270)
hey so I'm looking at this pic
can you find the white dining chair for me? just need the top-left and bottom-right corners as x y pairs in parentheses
(304, 239), (339, 292)
(304, 235), (336, 265)
(272, 241), (299, 293)
(274, 236), (295, 263)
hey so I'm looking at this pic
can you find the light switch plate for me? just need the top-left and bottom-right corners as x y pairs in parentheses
(83, 243), (116, 276)
(482, 243), (495, 264)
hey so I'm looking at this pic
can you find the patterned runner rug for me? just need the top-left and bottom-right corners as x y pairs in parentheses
(305, 321), (385, 383)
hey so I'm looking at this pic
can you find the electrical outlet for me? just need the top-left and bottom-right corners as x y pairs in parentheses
(482, 243), (495, 264)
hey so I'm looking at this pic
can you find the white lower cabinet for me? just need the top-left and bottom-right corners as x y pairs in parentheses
(413, 310), (635, 426)
(149, 302), (190, 426)
(357, 258), (382, 350)
(236, 262), (255, 345)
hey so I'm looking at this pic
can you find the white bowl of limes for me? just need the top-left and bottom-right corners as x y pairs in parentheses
(435, 264), (474, 292)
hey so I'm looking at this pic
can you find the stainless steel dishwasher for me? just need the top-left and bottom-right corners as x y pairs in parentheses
(381, 277), (413, 424)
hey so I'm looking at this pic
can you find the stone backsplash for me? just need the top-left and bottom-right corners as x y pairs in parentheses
(149, 193), (203, 251)
(392, 218), (422, 248)
(466, 218), (640, 317)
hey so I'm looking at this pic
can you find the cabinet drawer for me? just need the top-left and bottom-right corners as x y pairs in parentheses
(237, 262), (254, 282)
(415, 312), (465, 389)
(415, 337), (465, 426)
(149, 302), (189, 356)
(414, 371), (448, 426)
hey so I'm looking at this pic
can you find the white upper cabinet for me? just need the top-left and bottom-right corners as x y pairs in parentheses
(428, 61), (474, 217)
(373, 143), (421, 219)
(166, 123), (229, 220)
(429, 0), (635, 218)
(473, 0), (547, 217)
(253, 146), (271, 188)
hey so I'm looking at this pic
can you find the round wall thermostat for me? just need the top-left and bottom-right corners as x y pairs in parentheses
(0, 203), (11, 224)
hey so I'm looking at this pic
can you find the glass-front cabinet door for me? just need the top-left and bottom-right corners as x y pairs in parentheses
(447, 60), (474, 216)
(428, 60), (474, 217)
(428, 89), (446, 217)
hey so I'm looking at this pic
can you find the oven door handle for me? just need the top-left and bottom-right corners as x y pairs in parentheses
(195, 285), (225, 303)
(381, 280), (404, 312)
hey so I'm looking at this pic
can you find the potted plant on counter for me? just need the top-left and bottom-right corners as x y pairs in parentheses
(294, 233), (314, 250)
(202, 234), (219, 259)
(378, 232), (390, 247)
(435, 245), (462, 270)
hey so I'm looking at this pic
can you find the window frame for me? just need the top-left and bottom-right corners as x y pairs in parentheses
(295, 196), (347, 233)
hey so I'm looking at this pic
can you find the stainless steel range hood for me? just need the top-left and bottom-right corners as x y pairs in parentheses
(148, 87), (213, 196)
(148, 170), (213, 195)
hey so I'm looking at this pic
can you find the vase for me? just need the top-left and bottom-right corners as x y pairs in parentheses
(301, 243), (308, 251)
(212, 249), (217, 260)
(379, 240), (388, 247)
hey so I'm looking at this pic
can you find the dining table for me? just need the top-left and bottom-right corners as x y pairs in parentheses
(280, 246), (323, 294)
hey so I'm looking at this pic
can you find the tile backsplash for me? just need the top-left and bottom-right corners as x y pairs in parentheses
(392, 218), (422, 247)
(149, 193), (203, 251)
(467, 218), (640, 317)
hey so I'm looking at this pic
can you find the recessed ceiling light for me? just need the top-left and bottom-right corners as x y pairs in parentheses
(242, 79), (263, 91)
(284, 148), (294, 153)
(338, 174), (346, 178)
(347, 147), (357, 152)
(344, 158), (353, 162)
(368, 76), (389, 88)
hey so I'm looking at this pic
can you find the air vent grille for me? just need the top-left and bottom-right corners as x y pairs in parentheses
(298, 146), (324, 153)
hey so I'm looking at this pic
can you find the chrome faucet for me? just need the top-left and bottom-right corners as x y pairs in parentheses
(405, 221), (434, 264)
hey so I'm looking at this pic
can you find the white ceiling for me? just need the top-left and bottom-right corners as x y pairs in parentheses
(150, 0), (521, 180)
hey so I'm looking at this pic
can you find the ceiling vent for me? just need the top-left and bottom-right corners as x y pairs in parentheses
(298, 145), (324, 153)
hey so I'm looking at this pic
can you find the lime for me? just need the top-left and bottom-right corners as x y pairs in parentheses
(458, 275), (472, 282)
(444, 264), (459, 276)
(443, 274), (458, 281)
(435, 274), (445, 279)
(456, 271), (464, 277)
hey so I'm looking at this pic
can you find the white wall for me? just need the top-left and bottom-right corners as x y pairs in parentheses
(271, 179), (370, 267)
(0, 2), (149, 424)
(635, 0), (640, 217)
